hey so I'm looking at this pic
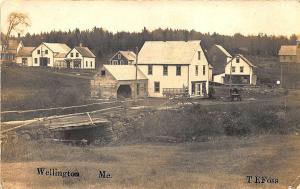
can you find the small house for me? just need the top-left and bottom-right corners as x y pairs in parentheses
(65, 46), (96, 69)
(110, 51), (136, 65)
(0, 39), (23, 64)
(16, 47), (35, 66)
(91, 65), (148, 99)
(223, 54), (257, 85)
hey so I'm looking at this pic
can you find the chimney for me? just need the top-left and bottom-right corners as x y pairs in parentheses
(79, 42), (83, 47)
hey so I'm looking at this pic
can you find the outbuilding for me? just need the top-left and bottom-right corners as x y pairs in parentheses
(91, 65), (148, 99)
(16, 47), (35, 66)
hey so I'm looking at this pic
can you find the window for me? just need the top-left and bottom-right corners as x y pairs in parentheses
(112, 60), (118, 65)
(34, 58), (38, 64)
(76, 53), (79, 57)
(198, 51), (201, 60)
(148, 65), (153, 75)
(45, 50), (48, 54)
(71, 53), (73, 57)
(86, 61), (88, 67)
(22, 58), (27, 66)
(154, 82), (160, 93)
(163, 65), (168, 76)
(37, 50), (40, 54)
(90, 61), (93, 67)
(195, 65), (198, 76)
(176, 66), (181, 76)
(120, 60), (124, 65)
(232, 66), (236, 73)
(101, 70), (106, 76)
(240, 66), (244, 73)
(118, 54), (121, 59)
(202, 65), (206, 75)
(236, 57), (240, 63)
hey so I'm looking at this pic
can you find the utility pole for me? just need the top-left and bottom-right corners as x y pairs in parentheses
(280, 63), (283, 88)
(228, 58), (233, 96)
(135, 47), (139, 102)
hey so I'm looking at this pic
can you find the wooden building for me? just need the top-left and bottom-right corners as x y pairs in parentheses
(110, 51), (136, 65)
(278, 36), (300, 64)
(16, 47), (35, 66)
(65, 46), (96, 69)
(138, 40), (211, 97)
(0, 39), (23, 64)
(91, 65), (148, 99)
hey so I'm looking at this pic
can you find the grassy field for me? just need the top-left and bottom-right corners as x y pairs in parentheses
(1, 65), (92, 111)
(1, 135), (300, 189)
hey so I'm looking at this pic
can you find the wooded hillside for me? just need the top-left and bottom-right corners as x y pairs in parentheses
(7, 27), (298, 62)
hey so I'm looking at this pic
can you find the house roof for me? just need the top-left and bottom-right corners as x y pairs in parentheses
(103, 65), (148, 81)
(235, 54), (256, 67)
(138, 40), (201, 65)
(215, 45), (232, 57)
(43, 42), (70, 53)
(119, 51), (136, 61)
(17, 47), (35, 57)
(74, 46), (96, 58)
(7, 39), (22, 50)
(278, 45), (297, 56)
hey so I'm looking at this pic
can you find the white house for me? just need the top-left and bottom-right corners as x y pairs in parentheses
(138, 40), (210, 97)
(16, 47), (35, 66)
(215, 54), (256, 85)
(32, 42), (71, 67)
(65, 46), (96, 69)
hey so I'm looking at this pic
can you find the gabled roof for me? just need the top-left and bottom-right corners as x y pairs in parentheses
(278, 45), (297, 56)
(138, 40), (201, 65)
(119, 51), (136, 61)
(39, 42), (71, 58)
(215, 45), (232, 57)
(17, 47), (35, 57)
(43, 42), (71, 53)
(103, 65), (147, 81)
(234, 54), (256, 67)
(74, 46), (96, 58)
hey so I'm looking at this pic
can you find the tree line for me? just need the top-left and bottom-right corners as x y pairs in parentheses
(10, 27), (298, 60)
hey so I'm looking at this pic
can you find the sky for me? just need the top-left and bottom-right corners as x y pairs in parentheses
(1, 0), (300, 37)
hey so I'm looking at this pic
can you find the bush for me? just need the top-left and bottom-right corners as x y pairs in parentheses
(128, 103), (286, 142)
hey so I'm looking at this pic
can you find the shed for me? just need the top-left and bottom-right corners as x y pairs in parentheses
(91, 65), (148, 99)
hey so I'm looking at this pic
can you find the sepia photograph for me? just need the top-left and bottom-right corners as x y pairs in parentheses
(1, 0), (300, 188)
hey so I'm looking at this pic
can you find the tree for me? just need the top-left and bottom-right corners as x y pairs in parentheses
(3, 12), (31, 49)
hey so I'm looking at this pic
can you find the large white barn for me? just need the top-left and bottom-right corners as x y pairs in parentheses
(138, 40), (211, 97)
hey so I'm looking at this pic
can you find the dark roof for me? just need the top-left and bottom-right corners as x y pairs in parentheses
(17, 47), (35, 57)
(74, 47), (96, 58)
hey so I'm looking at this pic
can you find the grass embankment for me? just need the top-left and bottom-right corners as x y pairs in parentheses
(1, 135), (300, 189)
(1, 66), (91, 111)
